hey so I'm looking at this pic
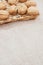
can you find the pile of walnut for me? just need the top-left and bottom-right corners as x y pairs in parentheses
(0, 0), (39, 24)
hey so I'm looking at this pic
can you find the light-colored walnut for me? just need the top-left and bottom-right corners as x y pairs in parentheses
(8, 0), (19, 5)
(25, 0), (36, 7)
(17, 3), (27, 15)
(27, 6), (39, 16)
(0, 2), (6, 10)
(0, 10), (9, 20)
(8, 5), (17, 15)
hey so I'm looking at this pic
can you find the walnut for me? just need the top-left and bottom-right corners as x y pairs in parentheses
(8, 5), (17, 15)
(27, 6), (39, 16)
(8, 0), (19, 5)
(17, 3), (27, 15)
(25, 0), (36, 7)
(0, 2), (6, 10)
(0, 10), (9, 20)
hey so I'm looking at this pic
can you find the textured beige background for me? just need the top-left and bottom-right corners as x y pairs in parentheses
(0, 0), (43, 65)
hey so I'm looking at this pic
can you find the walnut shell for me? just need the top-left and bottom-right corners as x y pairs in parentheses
(0, 10), (9, 20)
(8, 5), (17, 15)
(25, 0), (36, 7)
(27, 6), (39, 16)
(0, 2), (6, 10)
(17, 3), (27, 15)
(8, 0), (19, 5)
